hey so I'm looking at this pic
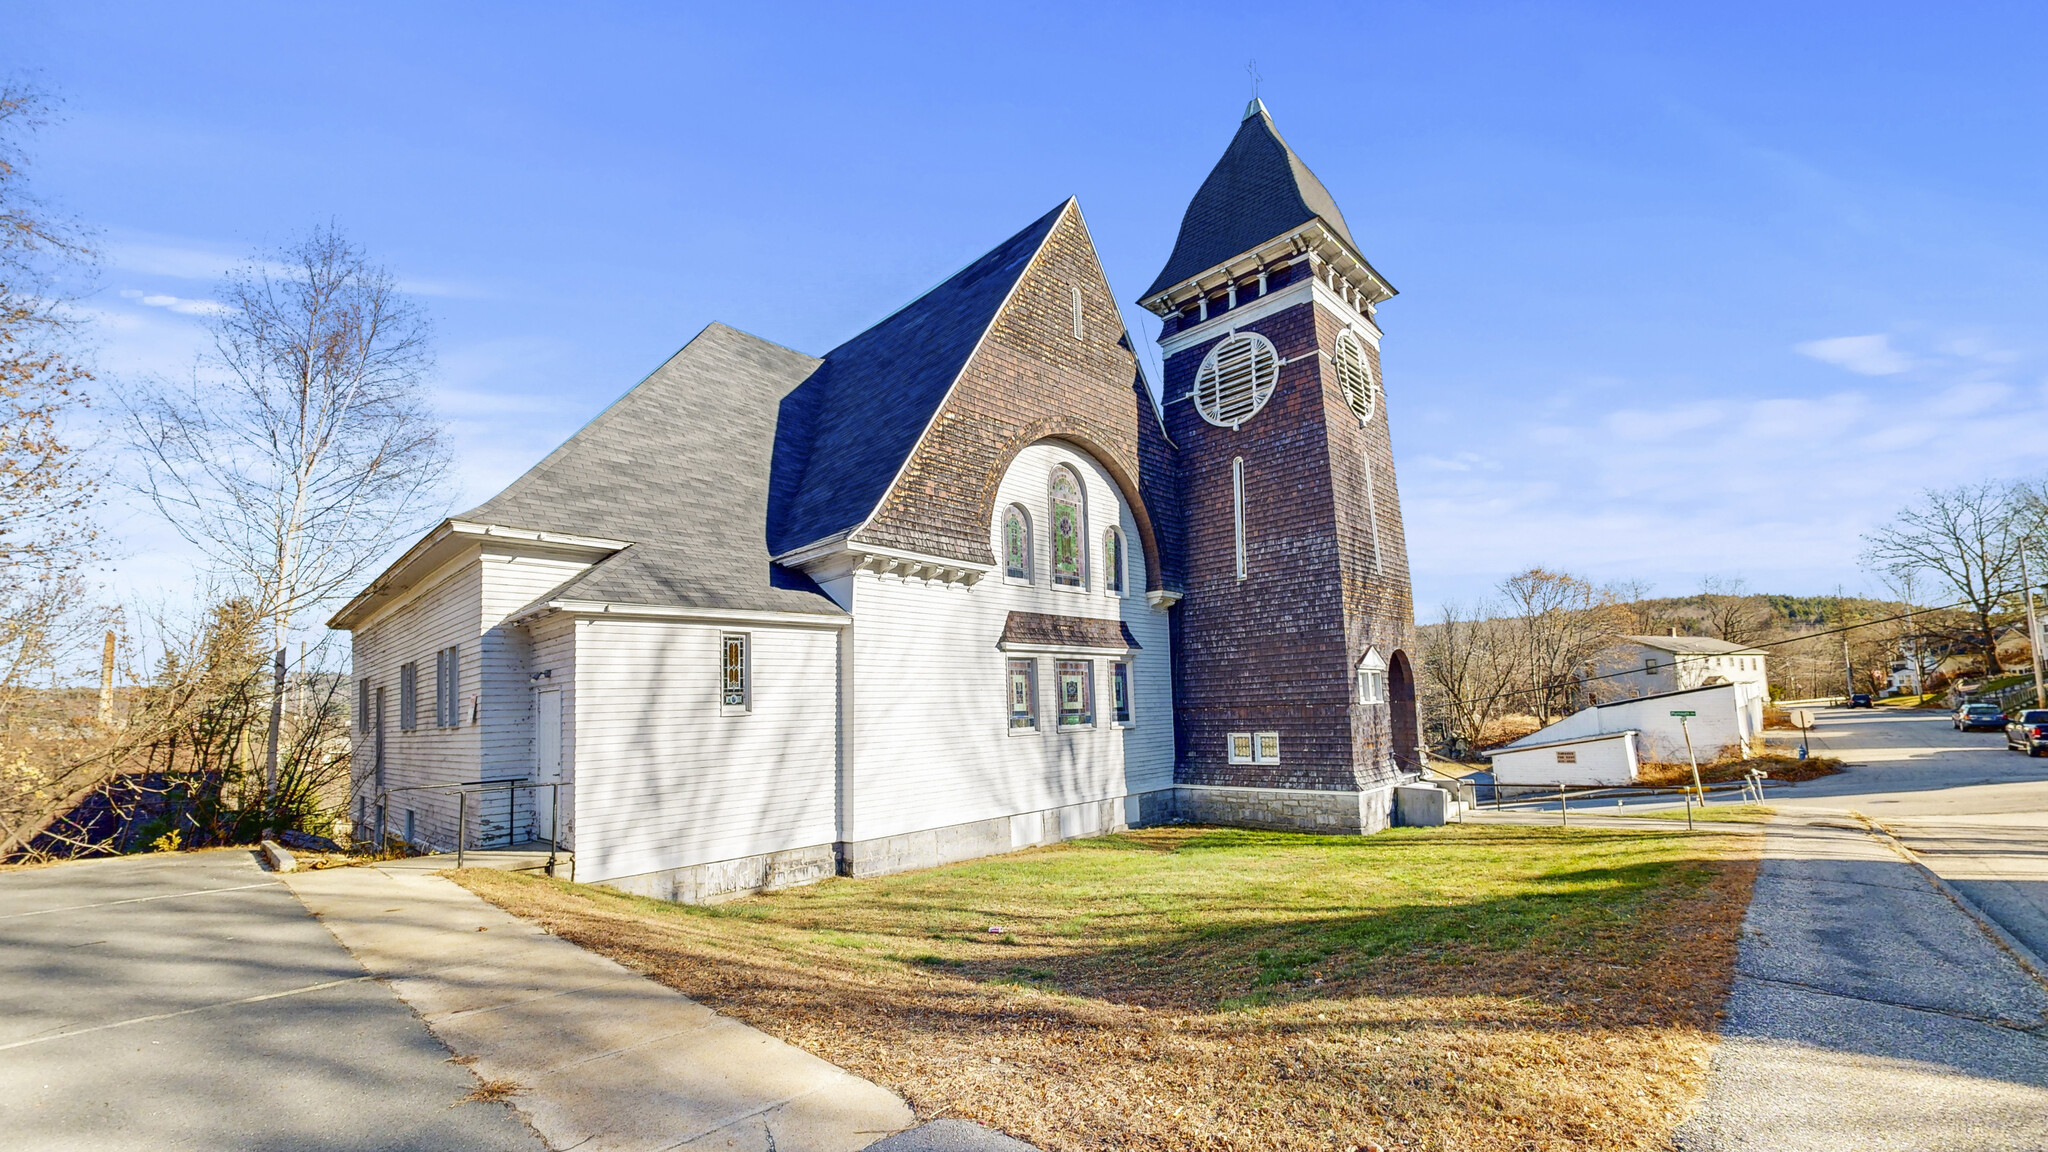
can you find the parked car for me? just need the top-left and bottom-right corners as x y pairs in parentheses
(1955, 703), (2007, 731)
(1848, 693), (1873, 708)
(2009, 710), (2048, 756)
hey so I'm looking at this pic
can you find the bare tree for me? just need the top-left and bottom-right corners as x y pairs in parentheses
(124, 226), (447, 790)
(1498, 568), (1626, 723)
(1698, 575), (1770, 645)
(1861, 482), (2023, 675)
(1418, 599), (1525, 756)
(0, 80), (102, 706)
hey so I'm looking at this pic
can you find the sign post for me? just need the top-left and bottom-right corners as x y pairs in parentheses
(1790, 709), (1815, 759)
(1671, 710), (1704, 806)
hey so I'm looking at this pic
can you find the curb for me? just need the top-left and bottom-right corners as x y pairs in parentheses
(260, 839), (297, 873)
(1864, 819), (2048, 992)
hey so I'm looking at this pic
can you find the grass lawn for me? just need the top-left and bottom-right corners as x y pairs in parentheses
(456, 823), (1760, 1152)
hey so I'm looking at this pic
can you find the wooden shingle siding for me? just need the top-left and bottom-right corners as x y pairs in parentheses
(567, 618), (839, 884)
(850, 441), (1172, 843)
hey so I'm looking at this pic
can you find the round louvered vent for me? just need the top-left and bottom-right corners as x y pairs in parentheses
(1193, 332), (1280, 429)
(1333, 330), (1376, 424)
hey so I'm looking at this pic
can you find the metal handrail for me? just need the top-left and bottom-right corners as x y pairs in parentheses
(1474, 777), (1782, 830)
(371, 779), (570, 878)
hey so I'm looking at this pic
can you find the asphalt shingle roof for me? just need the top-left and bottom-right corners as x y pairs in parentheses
(767, 202), (1066, 556)
(457, 322), (842, 616)
(1143, 103), (1359, 300)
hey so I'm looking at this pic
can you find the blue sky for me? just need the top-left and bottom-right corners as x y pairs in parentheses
(12, 1), (2048, 618)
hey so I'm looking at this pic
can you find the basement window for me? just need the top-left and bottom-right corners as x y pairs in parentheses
(1556, 750), (1578, 764)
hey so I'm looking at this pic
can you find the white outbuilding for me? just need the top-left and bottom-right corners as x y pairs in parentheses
(1487, 682), (1753, 787)
(1487, 729), (1641, 787)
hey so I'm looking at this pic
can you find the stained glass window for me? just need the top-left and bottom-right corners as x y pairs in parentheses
(722, 634), (749, 710)
(1112, 661), (1131, 724)
(1007, 659), (1037, 730)
(1003, 505), (1030, 581)
(1057, 660), (1094, 727)
(1104, 529), (1123, 594)
(1050, 468), (1083, 587)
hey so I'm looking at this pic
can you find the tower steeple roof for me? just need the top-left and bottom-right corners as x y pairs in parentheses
(1143, 104), (1364, 301)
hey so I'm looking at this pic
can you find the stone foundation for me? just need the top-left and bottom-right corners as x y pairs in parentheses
(1167, 783), (1395, 835)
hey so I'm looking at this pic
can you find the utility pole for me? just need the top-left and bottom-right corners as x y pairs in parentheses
(1843, 633), (1854, 700)
(97, 630), (116, 727)
(2023, 543), (2045, 709)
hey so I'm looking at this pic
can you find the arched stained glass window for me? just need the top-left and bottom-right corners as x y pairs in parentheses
(1049, 467), (1084, 587)
(1103, 528), (1124, 595)
(1003, 505), (1031, 581)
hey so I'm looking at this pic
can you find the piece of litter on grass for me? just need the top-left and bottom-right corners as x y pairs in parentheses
(988, 926), (1004, 934)
(477, 926), (488, 932)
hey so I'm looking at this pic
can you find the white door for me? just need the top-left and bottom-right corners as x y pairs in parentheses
(535, 689), (563, 845)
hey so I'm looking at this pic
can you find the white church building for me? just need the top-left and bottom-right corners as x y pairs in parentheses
(333, 102), (1423, 902)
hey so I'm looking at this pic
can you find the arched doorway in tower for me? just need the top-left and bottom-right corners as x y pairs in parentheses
(1388, 650), (1419, 773)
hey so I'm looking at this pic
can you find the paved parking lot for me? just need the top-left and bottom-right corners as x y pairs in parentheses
(0, 848), (541, 1152)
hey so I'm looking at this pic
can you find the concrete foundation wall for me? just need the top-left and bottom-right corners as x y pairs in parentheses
(1168, 783), (1394, 835)
(596, 783), (1401, 905)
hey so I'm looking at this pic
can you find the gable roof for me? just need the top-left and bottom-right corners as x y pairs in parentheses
(1623, 635), (1766, 656)
(768, 201), (1068, 556)
(1143, 102), (1360, 299)
(458, 322), (842, 616)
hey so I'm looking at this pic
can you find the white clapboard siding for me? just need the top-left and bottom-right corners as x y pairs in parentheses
(524, 613), (579, 845)
(850, 440), (1173, 842)
(567, 618), (840, 884)
(348, 548), (485, 851)
(348, 542), (599, 852)
(478, 549), (597, 786)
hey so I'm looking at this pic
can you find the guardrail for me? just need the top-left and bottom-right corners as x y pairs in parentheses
(368, 778), (570, 877)
(1476, 776), (1779, 830)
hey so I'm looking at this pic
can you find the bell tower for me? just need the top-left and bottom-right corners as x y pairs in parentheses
(1144, 99), (1417, 833)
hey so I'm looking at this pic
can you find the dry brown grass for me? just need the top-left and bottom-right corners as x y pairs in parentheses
(1637, 753), (1844, 788)
(456, 824), (1760, 1152)
(458, 1077), (523, 1105)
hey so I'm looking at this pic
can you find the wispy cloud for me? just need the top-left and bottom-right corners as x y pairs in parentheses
(118, 288), (233, 316)
(1795, 333), (1912, 375)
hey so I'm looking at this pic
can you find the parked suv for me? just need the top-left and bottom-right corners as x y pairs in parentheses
(1848, 693), (1873, 708)
(1955, 703), (2007, 731)
(2009, 710), (2048, 756)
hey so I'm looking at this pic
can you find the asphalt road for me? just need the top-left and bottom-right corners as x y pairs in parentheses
(1676, 707), (2048, 1151)
(0, 848), (543, 1152)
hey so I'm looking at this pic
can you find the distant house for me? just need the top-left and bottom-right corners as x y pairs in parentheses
(1594, 634), (1767, 734)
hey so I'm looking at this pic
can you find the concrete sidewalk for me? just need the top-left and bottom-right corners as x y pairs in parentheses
(1675, 817), (2048, 1151)
(285, 855), (914, 1152)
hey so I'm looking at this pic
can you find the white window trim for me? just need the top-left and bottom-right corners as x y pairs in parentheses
(1111, 660), (1136, 728)
(1000, 504), (1034, 586)
(1102, 526), (1127, 598)
(1049, 465), (1088, 593)
(1006, 656), (1040, 737)
(1232, 457), (1247, 580)
(1227, 731), (1255, 764)
(720, 632), (751, 715)
(1054, 657), (1098, 732)
(1253, 731), (1282, 764)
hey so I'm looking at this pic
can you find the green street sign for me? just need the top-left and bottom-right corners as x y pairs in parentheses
(1670, 710), (1697, 717)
